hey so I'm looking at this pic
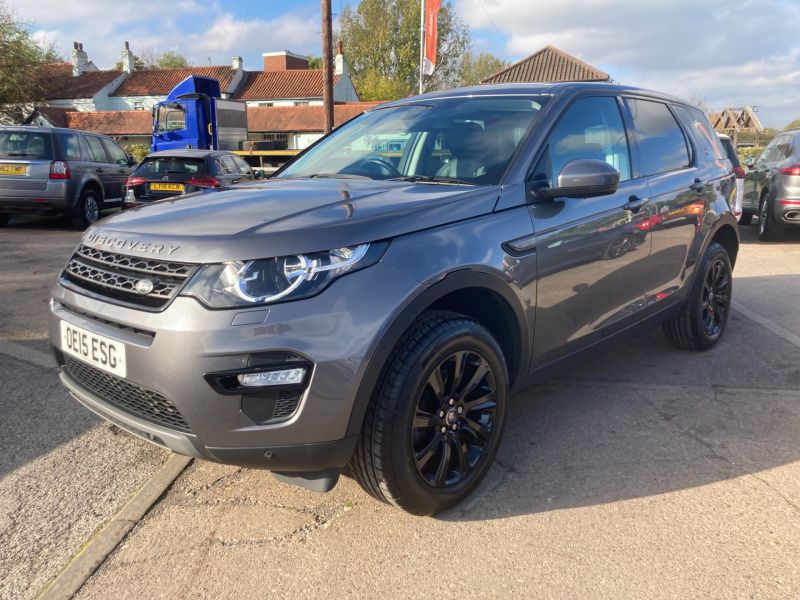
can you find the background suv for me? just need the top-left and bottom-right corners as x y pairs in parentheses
(0, 126), (136, 229)
(50, 83), (739, 515)
(124, 150), (255, 207)
(742, 129), (800, 240)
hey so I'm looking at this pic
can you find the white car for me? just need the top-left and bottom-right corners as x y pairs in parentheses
(718, 134), (744, 222)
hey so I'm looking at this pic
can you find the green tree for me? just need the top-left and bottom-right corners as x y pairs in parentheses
(338, 0), (471, 100)
(0, 1), (59, 122)
(114, 48), (190, 70)
(307, 55), (322, 69)
(458, 51), (508, 86)
(784, 118), (800, 130)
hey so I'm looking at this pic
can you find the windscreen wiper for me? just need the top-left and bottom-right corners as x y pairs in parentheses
(388, 175), (476, 186)
(308, 173), (372, 180)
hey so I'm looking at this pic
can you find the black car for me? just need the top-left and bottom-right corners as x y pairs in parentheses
(124, 150), (255, 206)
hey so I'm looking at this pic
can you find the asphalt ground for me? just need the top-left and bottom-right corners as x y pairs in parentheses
(1, 212), (798, 599)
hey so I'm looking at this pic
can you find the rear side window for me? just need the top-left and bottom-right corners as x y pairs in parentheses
(718, 137), (740, 168)
(0, 130), (53, 159)
(56, 132), (82, 160)
(232, 155), (252, 174)
(532, 96), (631, 184)
(102, 139), (129, 165)
(674, 105), (727, 163)
(84, 136), (108, 162)
(134, 157), (206, 177)
(626, 99), (690, 176)
(220, 155), (238, 174)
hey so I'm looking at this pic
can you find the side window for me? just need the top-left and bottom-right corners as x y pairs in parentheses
(759, 138), (782, 163)
(626, 99), (690, 176)
(776, 135), (793, 160)
(56, 132), (82, 160)
(102, 138), (129, 165)
(84, 136), (108, 163)
(220, 156), (237, 174)
(674, 106), (726, 162)
(232, 155), (252, 175)
(531, 96), (631, 185)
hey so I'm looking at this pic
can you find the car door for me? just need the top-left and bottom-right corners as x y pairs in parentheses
(629, 98), (713, 316)
(528, 95), (652, 365)
(101, 137), (134, 205)
(232, 155), (255, 183)
(82, 135), (118, 200)
(219, 155), (242, 187)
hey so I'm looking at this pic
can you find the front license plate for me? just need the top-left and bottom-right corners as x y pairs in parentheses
(0, 163), (27, 175)
(60, 321), (126, 377)
(150, 182), (184, 192)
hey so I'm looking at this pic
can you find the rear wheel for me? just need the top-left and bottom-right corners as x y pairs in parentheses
(351, 311), (508, 515)
(71, 188), (102, 230)
(758, 194), (784, 241)
(0, 213), (10, 227)
(663, 242), (732, 351)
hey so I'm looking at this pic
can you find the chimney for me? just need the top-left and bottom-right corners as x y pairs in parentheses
(232, 56), (243, 70)
(262, 50), (309, 72)
(334, 41), (347, 76)
(71, 41), (91, 77)
(121, 41), (135, 74)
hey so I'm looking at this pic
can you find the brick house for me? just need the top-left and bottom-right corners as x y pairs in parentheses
(482, 45), (611, 84)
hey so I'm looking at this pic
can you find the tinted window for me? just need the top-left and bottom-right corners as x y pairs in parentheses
(220, 155), (237, 174)
(0, 130), (53, 159)
(56, 132), (82, 160)
(84, 136), (108, 162)
(102, 139), (129, 165)
(718, 137), (740, 168)
(232, 155), (252, 175)
(532, 96), (631, 184)
(760, 138), (783, 163)
(279, 96), (547, 185)
(674, 105), (727, 162)
(134, 157), (206, 177)
(627, 99), (690, 176)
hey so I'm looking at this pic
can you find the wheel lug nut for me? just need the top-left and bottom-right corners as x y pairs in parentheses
(457, 406), (463, 414)
(439, 410), (445, 418)
(441, 426), (447, 434)
(451, 424), (458, 431)
(449, 398), (455, 406)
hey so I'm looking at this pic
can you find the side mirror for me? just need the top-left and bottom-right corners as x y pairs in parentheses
(533, 159), (620, 201)
(743, 157), (754, 168)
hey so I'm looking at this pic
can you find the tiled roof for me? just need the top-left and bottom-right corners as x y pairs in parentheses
(65, 110), (153, 135)
(246, 102), (381, 132)
(35, 62), (122, 100)
(235, 70), (341, 100)
(112, 66), (237, 97)
(32, 106), (76, 128)
(482, 45), (609, 84)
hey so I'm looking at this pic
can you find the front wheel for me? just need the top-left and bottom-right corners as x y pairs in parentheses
(758, 195), (784, 241)
(351, 311), (508, 515)
(663, 242), (732, 351)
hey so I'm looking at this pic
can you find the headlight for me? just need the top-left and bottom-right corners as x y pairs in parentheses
(181, 242), (388, 308)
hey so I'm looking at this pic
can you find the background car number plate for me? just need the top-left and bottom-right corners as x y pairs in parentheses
(0, 163), (27, 175)
(150, 182), (184, 192)
(60, 321), (126, 377)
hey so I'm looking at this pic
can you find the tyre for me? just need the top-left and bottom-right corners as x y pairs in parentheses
(738, 211), (753, 226)
(0, 213), (10, 227)
(351, 310), (508, 515)
(663, 242), (732, 351)
(71, 188), (102, 229)
(758, 194), (784, 241)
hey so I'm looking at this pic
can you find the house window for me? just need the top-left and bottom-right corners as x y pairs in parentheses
(133, 100), (144, 111)
(258, 102), (274, 108)
(263, 133), (288, 142)
(293, 101), (309, 107)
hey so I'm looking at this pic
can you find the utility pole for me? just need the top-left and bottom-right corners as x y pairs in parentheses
(418, 0), (425, 94)
(322, 0), (334, 134)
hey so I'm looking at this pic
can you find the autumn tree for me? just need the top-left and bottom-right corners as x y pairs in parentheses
(0, 1), (60, 122)
(458, 51), (508, 86)
(338, 0), (470, 101)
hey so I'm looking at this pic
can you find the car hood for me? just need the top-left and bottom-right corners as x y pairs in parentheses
(84, 178), (500, 263)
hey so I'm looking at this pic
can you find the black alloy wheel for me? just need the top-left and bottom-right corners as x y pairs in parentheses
(700, 258), (730, 337)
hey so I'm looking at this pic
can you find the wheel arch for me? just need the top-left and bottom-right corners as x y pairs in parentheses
(345, 269), (530, 438)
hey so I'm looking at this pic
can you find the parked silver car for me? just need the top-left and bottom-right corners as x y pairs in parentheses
(0, 126), (137, 229)
(742, 129), (800, 240)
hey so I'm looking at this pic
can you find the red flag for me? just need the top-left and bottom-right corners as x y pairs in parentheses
(423, 0), (442, 76)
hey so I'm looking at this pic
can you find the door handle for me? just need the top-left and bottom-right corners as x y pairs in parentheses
(691, 178), (704, 192)
(624, 195), (646, 212)
(95, 167), (104, 173)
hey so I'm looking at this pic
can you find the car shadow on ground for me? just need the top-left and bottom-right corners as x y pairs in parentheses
(3, 210), (122, 232)
(738, 221), (800, 244)
(441, 273), (800, 521)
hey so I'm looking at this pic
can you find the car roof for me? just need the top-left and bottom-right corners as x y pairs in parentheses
(0, 125), (110, 137)
(375, 82), (691, 110)
(146, 150), (234, 159)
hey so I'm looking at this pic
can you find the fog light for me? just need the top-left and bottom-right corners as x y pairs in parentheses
(237, 367), (306, 387)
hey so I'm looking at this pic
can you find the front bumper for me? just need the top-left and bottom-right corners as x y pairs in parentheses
(49, 261), (421, 472)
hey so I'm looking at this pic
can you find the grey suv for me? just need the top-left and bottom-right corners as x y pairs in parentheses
(49, 83), (739, 515)
(0, 126), (136, 229)
(742, 129), (800, 240)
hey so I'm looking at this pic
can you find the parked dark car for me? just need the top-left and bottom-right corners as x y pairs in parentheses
(0, 126), (136, 228)
(741, 129), (800, 239)
(124, 150), (255, 206)
(718, 134), (744, 221)
(51, 83), (739, 515)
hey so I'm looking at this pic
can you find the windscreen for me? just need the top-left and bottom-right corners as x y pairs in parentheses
(135, 156), (206, 179)
(0, 130), (53, 159)
(278, 96), (548, 186)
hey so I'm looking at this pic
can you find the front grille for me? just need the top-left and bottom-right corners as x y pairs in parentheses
(273, 390), (302, 420)
(64, 356), (191, 432)
(61, 245), (197, 310)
